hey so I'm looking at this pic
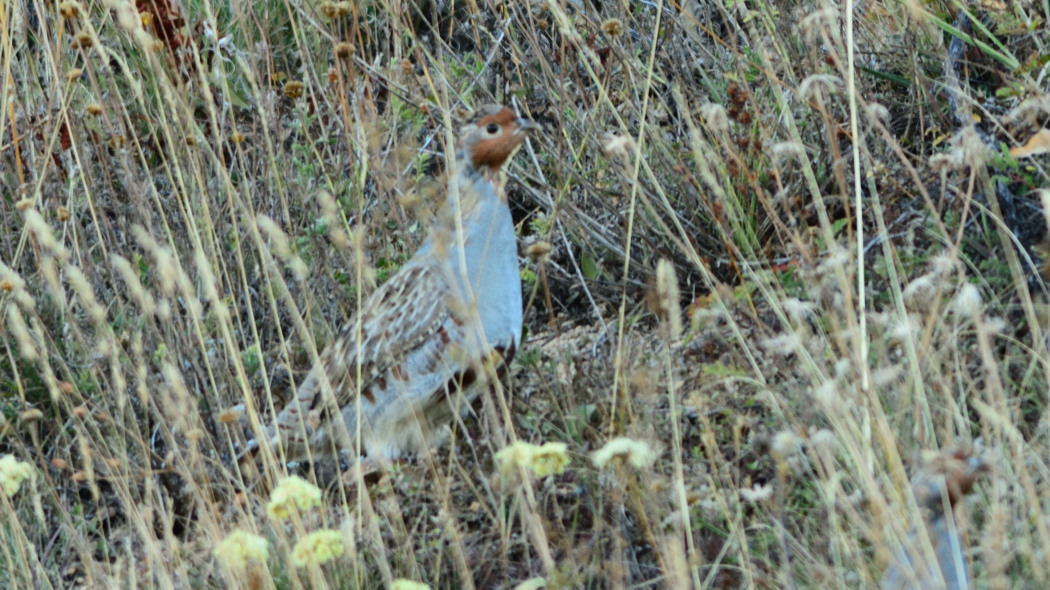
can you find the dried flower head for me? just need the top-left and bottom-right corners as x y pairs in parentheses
(72, 31), (93, 49)
(19, 409), (44, 424)
(0, 263), (26, 293)
(953, 283), (983, 318)
(797, 74), (841, 101)
(496, 441), (535, 476)
(291, 529), (344, 566)
(602, 132), (636, 162)
(58, 1), (81, 19)
(496, 441), (570, 478)
(958, 126), (992, 169)
(739, 483), (773, 503)
(334, 42), (353, 59)
(529, 442), (570, 477)
(283, 81), (305, 100)
(0, 455), (34, 497)
(217, 407), (242, 424)
(319, 1), (351, 18)
(593, 437), (656, 469)
(652, 259), (682, 338)
(866, 102), (890, 122)
(213, 530), (269, 569)
(7, 308), (38, 361)
(266, 475), (322, 519)
(700, 103), (729, 135)
(601, 18), (624, 37)
(525, 241), (552, 259)
(770, 430), (803, 461)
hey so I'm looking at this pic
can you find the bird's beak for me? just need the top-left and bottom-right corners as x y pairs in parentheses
(514, 118), (540, 134)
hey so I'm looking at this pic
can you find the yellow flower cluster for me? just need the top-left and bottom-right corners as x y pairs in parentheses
(392, 580), (431, 590)
(291, 530), (344, 566)
(266, 476), (322, 519)
(0, 455), (33, 497)
(496, 441), (569, 477)
(213, 530), (269, 569)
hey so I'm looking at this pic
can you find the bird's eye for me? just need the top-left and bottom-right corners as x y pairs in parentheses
(486, 123), (500, 134)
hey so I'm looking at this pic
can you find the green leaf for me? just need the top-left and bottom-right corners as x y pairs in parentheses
(926, 11), (1019, 70)
(581, 255), (598, 280)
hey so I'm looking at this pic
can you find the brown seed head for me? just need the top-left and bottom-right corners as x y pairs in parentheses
(59, 1), (80, 19)
(526, 241), (552, 259)
(283, 81), (305, 100)
(601, 18), (624, 37)
(334, 42), (353, 58)
(72, 32), (93, 49)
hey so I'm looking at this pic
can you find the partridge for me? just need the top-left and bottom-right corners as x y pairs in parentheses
(240, 105), (537, 466)
(881, 447), (989, 590)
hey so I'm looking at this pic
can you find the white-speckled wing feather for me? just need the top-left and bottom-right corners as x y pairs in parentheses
(263, 261), (456, 461)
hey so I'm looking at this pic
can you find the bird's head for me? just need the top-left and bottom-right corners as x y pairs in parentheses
(458, 105), (538, 172)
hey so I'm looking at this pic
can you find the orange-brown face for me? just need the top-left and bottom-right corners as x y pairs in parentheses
(462, 106), (537, 171)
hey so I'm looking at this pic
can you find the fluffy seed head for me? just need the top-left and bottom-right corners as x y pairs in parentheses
(953, 283), (983, 318)
(593, 437), (657, 469)
(739, 483), (773, 503)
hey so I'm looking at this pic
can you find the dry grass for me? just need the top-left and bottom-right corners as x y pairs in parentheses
(2, 0), (1049, 587)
